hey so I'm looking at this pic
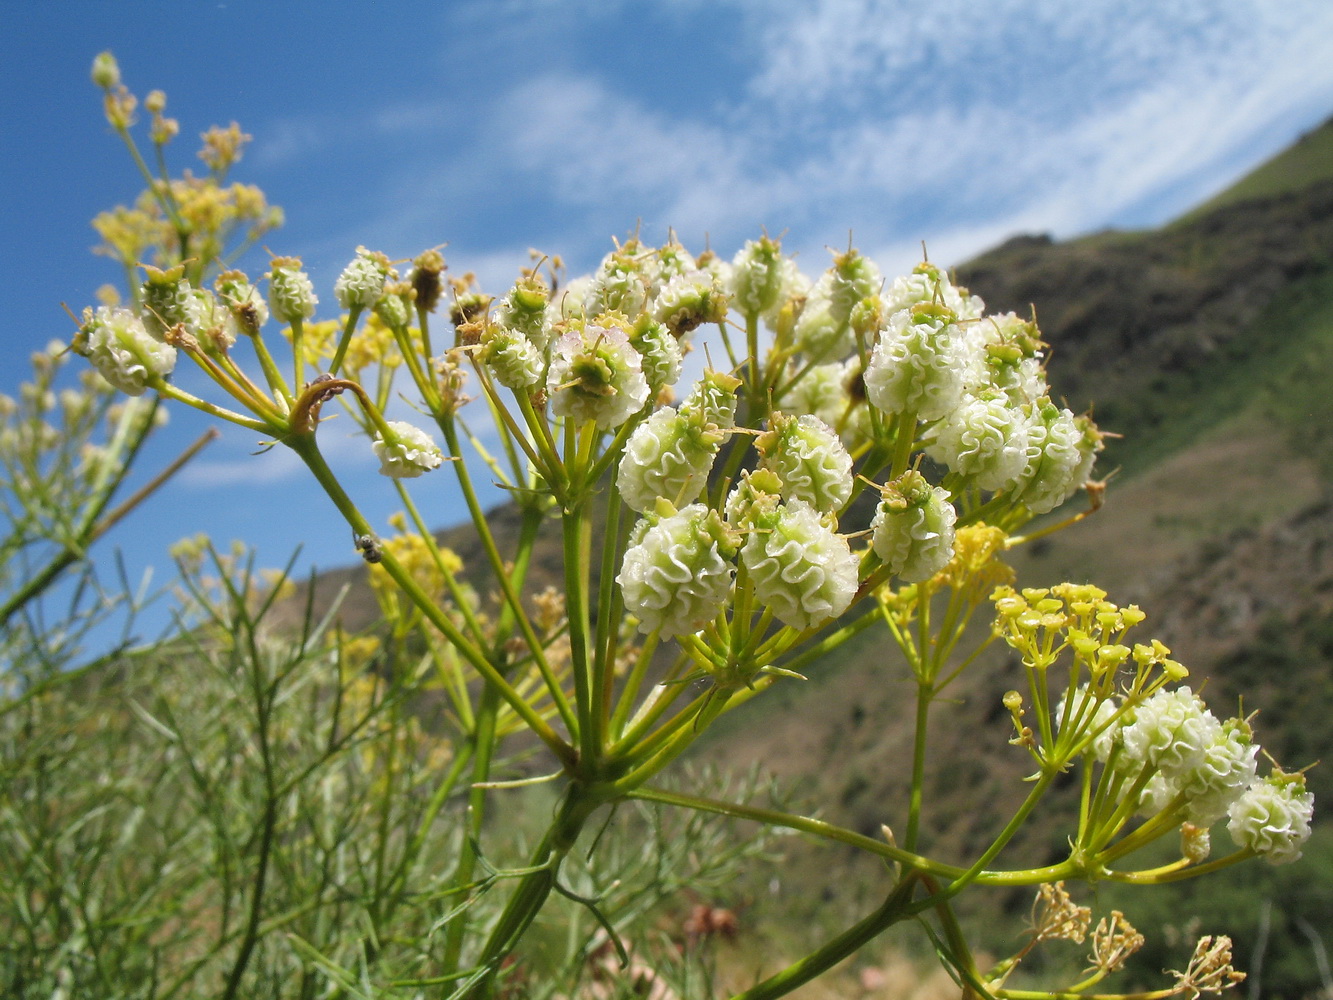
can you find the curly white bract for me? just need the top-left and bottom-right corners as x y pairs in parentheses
(870, 485), (957, 583)
(1227, 776), (1314, 864)
(373, 420), (444, 479)
(546, 325), (650, 429)
(586, 257), (650, 318)
(334, 251), (389, 310)
(617, 408), (718, 514)
(761, 414), (853, 514)
(742, 498), (858, 631)
(618, 504), (734, 638)
(863, 311), (970, 421)
(928, 392), (1030, 492)
(79, 306), (177, 396)
(1009, 405), (1089, 514)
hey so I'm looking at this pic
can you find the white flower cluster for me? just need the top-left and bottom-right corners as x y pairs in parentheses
(1080, 684), (1309, 863)
(617, 503), (736, 638)
(334, 246), (392, 311)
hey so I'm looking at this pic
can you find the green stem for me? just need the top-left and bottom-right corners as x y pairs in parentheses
(903, 677), (932, 852)
(287, 433), (574, 769)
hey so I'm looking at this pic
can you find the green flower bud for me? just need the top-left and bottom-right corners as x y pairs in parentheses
(871, 470), (957, 583)
(498, 273), (552, 350)
(139, 263), (192, 338)
(730, 236), (801, 323)
(480, 324), (542, 390)
(618, 503), (737, 638)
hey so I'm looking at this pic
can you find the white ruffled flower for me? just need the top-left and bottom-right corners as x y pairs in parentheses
(679, 369), (741, 431)
(546, 320), (650, 429)
(967, 312), (1047, 402)
(864, 304), (971, 421)
(616, 406), (723, 513)
(821, 250), (882, 325)
(792, 292), (853, 362)
(927, 391), (1031, 491)
(1118, 687), (1217, 780)
(648, 241), (697, 295)
(1009, 403), (1099, 514)
(618, 503), (736, 638)
(139, 265), (193, 338)
(1227, 774), (1314, 864)
(372, 420), (444, 478)
(870, 470), (957, 583)
(1141, 718), (1260, 825)
(73, 306), (177, 396)
(741, 496), (858, 631)
(480, 326), (542, 390)
(757, 412), (854, 514)
(334, 247), (391, 311)
(585, 245), (651, 317)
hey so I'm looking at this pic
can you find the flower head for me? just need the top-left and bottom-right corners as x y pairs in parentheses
(72, 306), (176, 396)
(372, 420), (444, 478)
(871, 470), (957, 583)
(740, 495), (858, 631)
(756, 412), (854, 514)
(268, 256), (318, 323)
(335, 247), (392, 311)
(618, 503), (737, 638)
(1227, 772), (1314, 864)
(546, 318), (650, 429)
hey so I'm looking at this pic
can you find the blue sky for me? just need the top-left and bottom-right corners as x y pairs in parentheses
(5, 0), (1333, 640)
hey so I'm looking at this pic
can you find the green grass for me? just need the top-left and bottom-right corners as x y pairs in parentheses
(1178, 116), (1333, 222)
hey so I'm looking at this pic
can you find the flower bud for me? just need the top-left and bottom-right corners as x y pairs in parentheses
(618, 503), (737, 638)
(268, 256), (318, 323)
(216, 271), (269, 338)
(139, 264), (192, 338)
(497, 272), (552, 350)
(871, 470), (957, 583)
(372, 420), (444, 478)
(822, 249), (882, 325)
(373, 282), (414, 330)
(617, 406), (724, 513)
(91, 51), (121, 90)
(73, 306), (176, 396)
(410, 249), (446, 313)
(756, 412), (853, 514)
(883, 262), (984, 321)
(741, 497), (858, 630)
(335, 247), (392, 311)
(585, 244), (651, 317)
(652, 269), (729, 339)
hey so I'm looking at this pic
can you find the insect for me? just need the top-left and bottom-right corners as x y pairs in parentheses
(353, 533), (383, 564)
